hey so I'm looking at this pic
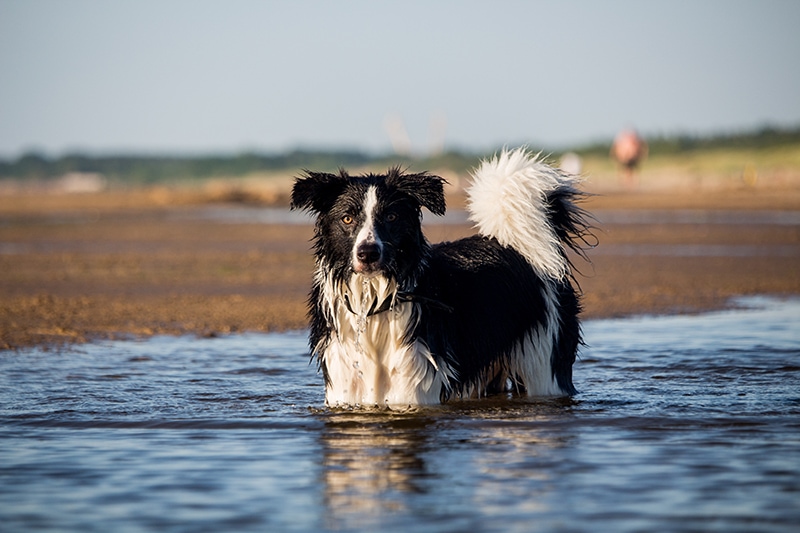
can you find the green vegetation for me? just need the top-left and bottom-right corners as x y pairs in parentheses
(2, 125), (798, 185)
(0, 150), (374, 184)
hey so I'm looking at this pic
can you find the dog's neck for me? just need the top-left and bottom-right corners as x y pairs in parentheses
(315, 269), (452, 407)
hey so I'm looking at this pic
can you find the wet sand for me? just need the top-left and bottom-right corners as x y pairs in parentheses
(1, 188), (799, 349)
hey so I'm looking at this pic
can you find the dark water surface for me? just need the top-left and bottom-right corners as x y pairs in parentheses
(2, 297), (799, 532)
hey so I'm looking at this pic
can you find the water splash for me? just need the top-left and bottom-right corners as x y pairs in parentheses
(353, 277), (372, 351)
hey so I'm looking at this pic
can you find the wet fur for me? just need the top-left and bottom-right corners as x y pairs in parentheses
(291, 148), (591, 407)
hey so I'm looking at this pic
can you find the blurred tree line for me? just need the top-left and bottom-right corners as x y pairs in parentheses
(0, 149), (374, 184)
(2, 125), (798, 183)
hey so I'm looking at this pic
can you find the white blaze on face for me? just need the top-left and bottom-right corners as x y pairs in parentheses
(352, 186), (383, 272)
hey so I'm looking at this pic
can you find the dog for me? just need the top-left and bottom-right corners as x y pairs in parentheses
(291, 147), (592, 407)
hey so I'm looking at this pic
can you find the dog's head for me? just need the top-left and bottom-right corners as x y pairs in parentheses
(291, 168), (446, 282)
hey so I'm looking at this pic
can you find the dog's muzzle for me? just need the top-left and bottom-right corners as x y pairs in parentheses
(354, 242), (382, 273)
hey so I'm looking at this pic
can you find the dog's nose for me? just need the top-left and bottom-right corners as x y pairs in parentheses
(356, 243), (381, 265)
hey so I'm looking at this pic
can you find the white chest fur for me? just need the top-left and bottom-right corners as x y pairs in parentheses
(317, 274), (451, 407)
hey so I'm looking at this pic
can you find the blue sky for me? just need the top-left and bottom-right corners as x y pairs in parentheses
(1, 0), (798, 157)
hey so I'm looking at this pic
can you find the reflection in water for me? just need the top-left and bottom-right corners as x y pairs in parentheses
(320, 413), (433, 527)
(318, 399), (578, 530)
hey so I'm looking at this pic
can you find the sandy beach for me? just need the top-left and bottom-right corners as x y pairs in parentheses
(1, 187), (799, 350)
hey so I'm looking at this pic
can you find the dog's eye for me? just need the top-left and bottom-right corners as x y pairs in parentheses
(341, 215), (354, 225)
(385, 213), (397, 223)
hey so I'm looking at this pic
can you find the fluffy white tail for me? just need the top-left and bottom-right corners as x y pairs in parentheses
(466, 147), (581, 280)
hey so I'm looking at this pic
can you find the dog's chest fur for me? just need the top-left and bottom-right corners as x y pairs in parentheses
(316, 273), (451, 407)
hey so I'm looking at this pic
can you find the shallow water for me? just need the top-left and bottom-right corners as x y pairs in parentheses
(1, 297), (799, 532)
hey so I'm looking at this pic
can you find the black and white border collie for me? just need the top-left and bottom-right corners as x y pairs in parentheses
(291, 147), (592, 407)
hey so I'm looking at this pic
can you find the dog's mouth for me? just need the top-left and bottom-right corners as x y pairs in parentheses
(352, 267), (383, 280)
(352, 261), (390, 280)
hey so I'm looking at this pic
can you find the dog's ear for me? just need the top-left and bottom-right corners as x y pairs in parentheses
(386, 169), (447, 216)
(291, 170), (349, 213)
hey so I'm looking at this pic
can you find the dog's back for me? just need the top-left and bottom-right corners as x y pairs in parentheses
(291, 147), (592, 407)
(415, 235), (581, 399)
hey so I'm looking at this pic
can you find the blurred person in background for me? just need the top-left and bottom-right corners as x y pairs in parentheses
(611, 128), (648, 187)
